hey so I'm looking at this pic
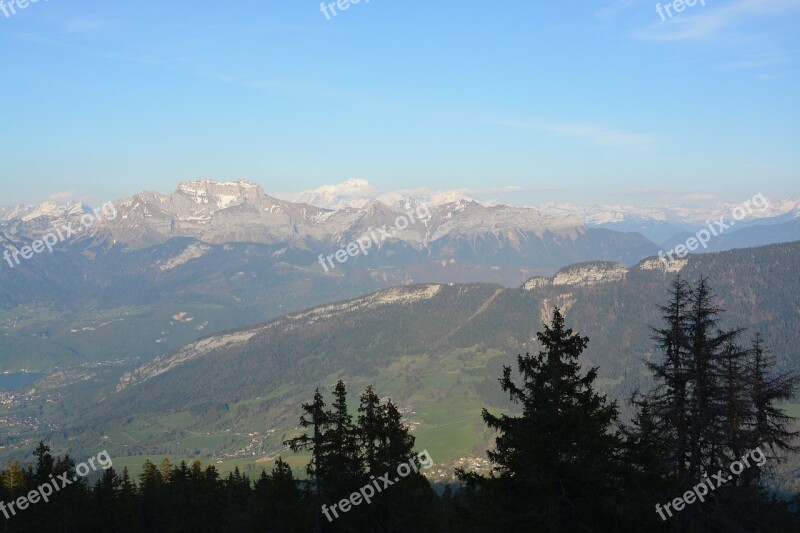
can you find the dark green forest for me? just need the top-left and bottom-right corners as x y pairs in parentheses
(2, 277), (800, 532)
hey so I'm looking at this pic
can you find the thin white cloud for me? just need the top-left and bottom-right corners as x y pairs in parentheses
(45, 191), (80, 202)
(394, 186), (562, 197)
(489, 117), (658, 151)
(64, 19), (111, 33)
(612, 188), (721, 202)
(675, 192), (721, 201)
(613, 188), (670, 197)
(722, 56), (786, 70)
(754, 72), (785, 80)
(243, 80), (277, 89)
(635, 0), (800, 41)
(596, 0), (642, 19)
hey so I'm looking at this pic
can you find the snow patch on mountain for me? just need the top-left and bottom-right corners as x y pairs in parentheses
(176, 179), (264, 210)
(1, 201), (88, 223)
(283, 179), (477, 210)
(288, 179), (379, 209)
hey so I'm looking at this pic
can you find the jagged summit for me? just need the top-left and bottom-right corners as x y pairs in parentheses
(173, 179), (268, 210)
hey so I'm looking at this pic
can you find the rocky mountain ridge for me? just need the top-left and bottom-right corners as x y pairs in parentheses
(5, 180), (798, 249)
(0, 179), (602, 253)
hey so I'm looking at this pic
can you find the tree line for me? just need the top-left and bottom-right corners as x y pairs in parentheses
(2, 277), (799, 531)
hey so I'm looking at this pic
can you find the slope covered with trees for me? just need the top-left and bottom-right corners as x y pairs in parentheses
(3, 278), (800, 531)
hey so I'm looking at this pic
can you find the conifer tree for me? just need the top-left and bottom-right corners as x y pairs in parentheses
(139, 459), (164, 530)
(283, 387), (329, 532)
(33, 441), (54, 486)
(746, 333), (800, 482)
(325, 380), (363, 490)
(253, 457), (308, 532)
(460, 309), (624, 531)
(749, 333), (800, 449)
(117, 466), (139, 531)
(222, 467), (252, 531)
(634, 278), (799, 529)
(93, 467), (121, 529)
(719, 339), (750, 468)
(358, 385), (383, 475)
(644, 276), (692, 479)
(378, 400), (416, 471)
(685, 278), (739, 476)
(321, 381), (366, 530)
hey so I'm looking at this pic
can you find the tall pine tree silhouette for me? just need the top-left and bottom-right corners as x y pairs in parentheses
(632, 277), (799, 530)
(283, 387), (329, 532)
(460, 308), (624, 531)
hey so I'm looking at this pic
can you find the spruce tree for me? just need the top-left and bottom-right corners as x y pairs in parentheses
(358, 385), (383, 475)
(460, 309), (624, 531)
(283, 388), (329, 532)
(644, 276), (692, 479)
(634, 278), (799, 529)
(117, 466), (139, 531)
(253, 457), (308, 532)
(719, 339), (750, 468)
(685, 278), (739, 477)
(378, 400), (416, 471)
(139, 459), (164, 530)
(33, 441), (54, 486)
(746, 333), (800, 482)
(325, 380), (363, 491)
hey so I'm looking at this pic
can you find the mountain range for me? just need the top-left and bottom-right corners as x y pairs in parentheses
(6, 179), (797, 247)
(1, 179), (798, 373)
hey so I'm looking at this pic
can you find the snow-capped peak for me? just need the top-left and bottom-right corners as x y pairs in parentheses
(289, 179), (379, 209)
(286, 180), (481, 210)
(538, 196), (800, 226)
(1, 201), (87, 223)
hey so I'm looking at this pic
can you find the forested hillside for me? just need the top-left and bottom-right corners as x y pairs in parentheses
(4, 242), (797, 487)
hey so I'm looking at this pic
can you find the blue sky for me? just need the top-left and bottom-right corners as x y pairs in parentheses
(1, 0), (798, 207)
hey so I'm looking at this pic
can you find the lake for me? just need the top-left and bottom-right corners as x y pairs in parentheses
(0, 372), (45, 391)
